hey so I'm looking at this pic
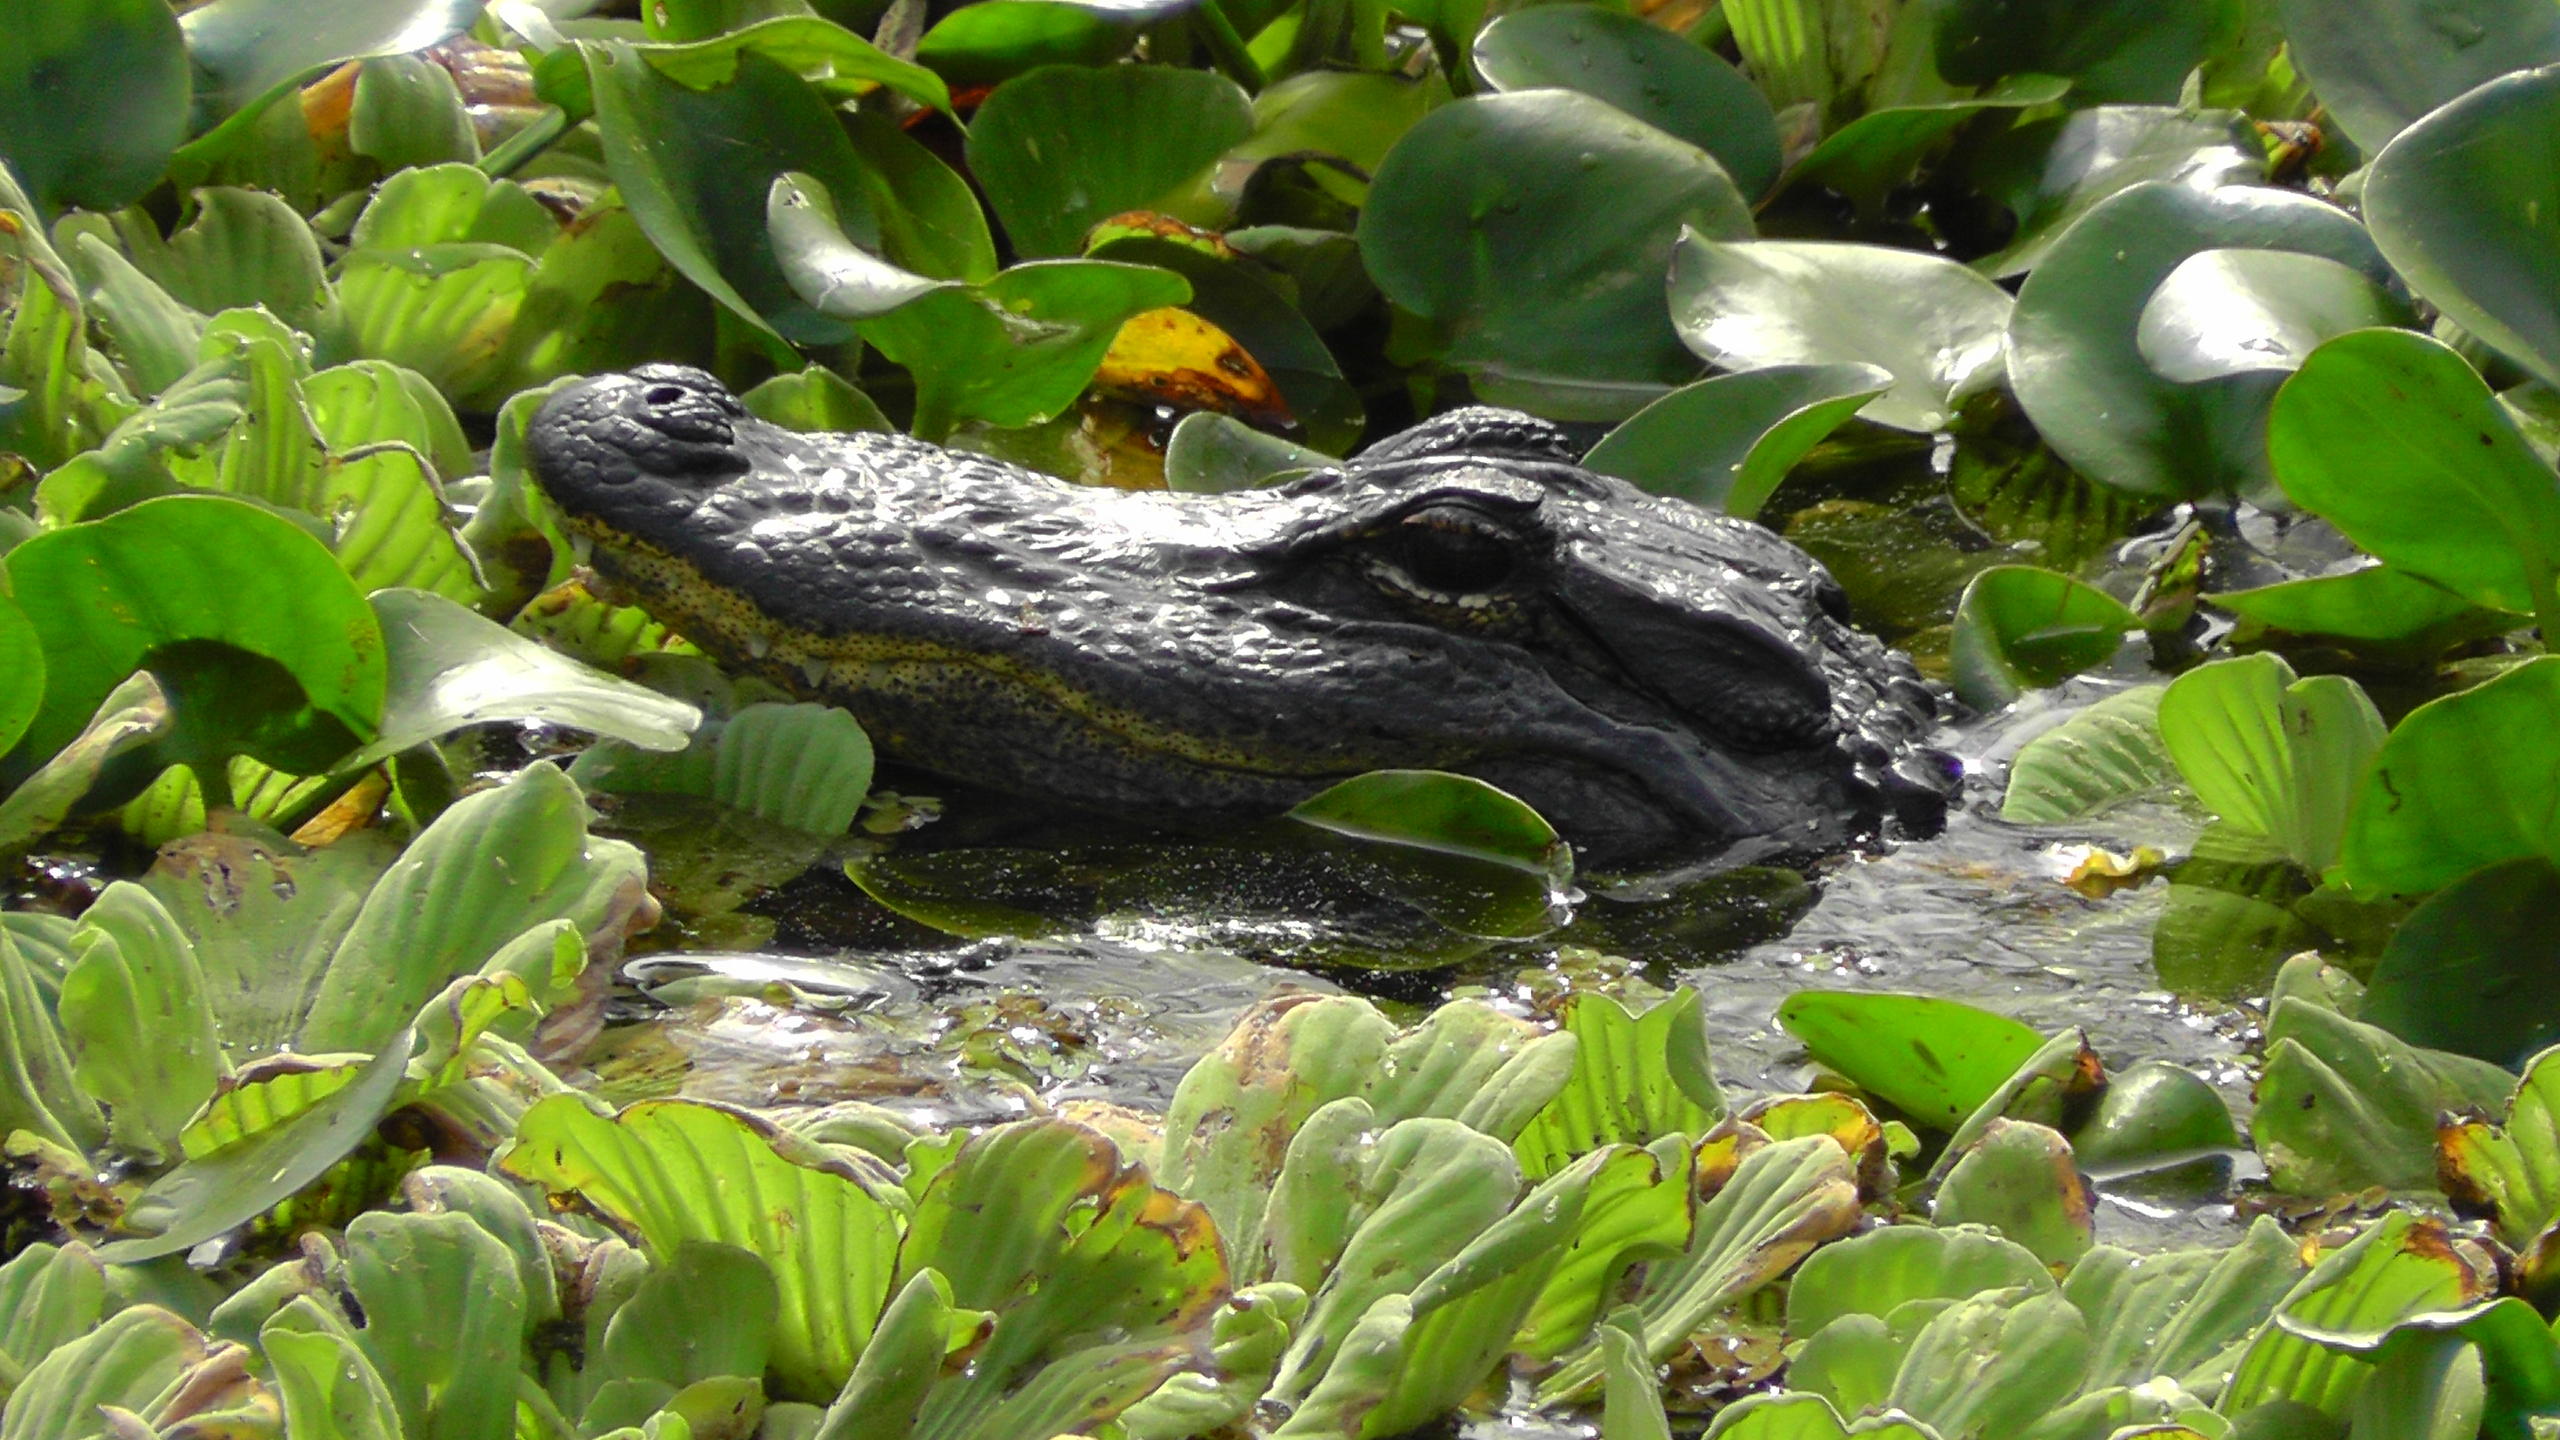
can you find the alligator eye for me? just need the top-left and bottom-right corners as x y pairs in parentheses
(644, 384), (689, 407)
(1385, 506), (1518, 595)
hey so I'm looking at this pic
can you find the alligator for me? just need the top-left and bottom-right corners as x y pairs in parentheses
(527, 365), (1958, 867)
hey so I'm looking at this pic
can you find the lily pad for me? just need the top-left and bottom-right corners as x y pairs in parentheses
(1948, 565), (2137, 711)
(1473, 5), (1781, 199)
(1580, 363), (1891, 519)
(2365, 63), (2560, 393)
(1359, 90), (1751, 421)
(2007, 179), (2389, 498)
(1668, 237), (2011, 434)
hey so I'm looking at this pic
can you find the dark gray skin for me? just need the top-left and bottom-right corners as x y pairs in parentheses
(528, 365), (1957, 867)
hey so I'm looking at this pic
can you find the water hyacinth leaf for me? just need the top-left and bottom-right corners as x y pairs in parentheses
(0, 170), (101, 473)
(1513, 990), (1725, 1180)
(2067, 1060), (2241, 1176)
(2066, 1216), (2306, 1389)
(0, 1242), (108, 1382)
(108, 189), (333, 336)
(2340, 657), (2560, 893)
(2, 494), (384, 773)
(1786, 76), (2072, 223)
(1156, 995), (1398, 1277)
(2253, 959), (2517, 1195)
(741, 366), (895, 435)
(1163, 411), (1333, 493)
(1669, 238), (2010, 434)
(2274, 0), (2560, 152)
(1473, 5), (1782, 198)
(1936, 0), (2221, 102)
(584, 1242), (778, 1421)
(305, 361), (473, 481)
(1720, 0), (1905, 121)
(60, 230), (207, 400)
(2440, 1047), (2560, 1250)
(1969, 105), (2262, 280)
(636, 14), (954, 115)
(1949, 565), (2137, 711)
(503, 1096), (903, 1400)
(342, 589), (697, 773)
(1360, 90), (1751, 421)
(94, 1028), (417, 1264)
(333, 245), (533, 404)
(0, 590), (39, 757)
(1998, 683), (2179, 823)
(913, 1), (1145, 88)
(2271, 328), (2560, 624)
(1195, 72), (1443, 217)
(966, 65), (1252, 259)
(895, 1120), (1233, 1434)
(840, 110), (997, 286)
(2158, 654), (2385, 876)
(1543, 1135), (1861, 1397)
(586, 40), (880, 346)
(1289, 769), (1561, 874)
(2008, 181), (2389, 498)
(1363, 1000), (1574, 1139)
(2212, 565), (2522, 648)
(2137, 250), (2415, 384)
(1597, 1309), (1673, 1440)
(2367, 65), (2560, 392)
(2358, 859), (2560, 1068)
(0, 0), (190, 216)
(1581, 364), (1891, 519)
(1930, 1120), (2094, 1267)
(771, 173), (1191, 436)
(1778, 992), (2046, 1130)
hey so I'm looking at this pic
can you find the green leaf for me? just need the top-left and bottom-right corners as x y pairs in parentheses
(1785, 1223), (2052, 1337)
(2137, 250), (2415, 383)
(298, 762), (646, 1055)
(1787, 76), (2073, 225)
(0, 675), (172, 859)
(574, 702), (872, 836)
(2274, 0), (2560, 151)
(2271, 327), (2560, 625)
(2253, 958), (2517, 1195)
(177, 0), (482, 138)
(1162, 411), (1333, 493)
(1597, 1309), (1673, 1440)
(1582, 364), (1890, 520)
(2, 1306), (225, 1440)
(0, 589), (40, 758)
(0, 919), (106, 1154)
(771, 172), (1190, 436)
(0, 1242), (108, 1384)
(109, 189), (333, 336)
(1289, 770), (1571, 938)
(1359, 90), (1751, 421)
(343, 588), (698, 773)
(350, 54), (477, 173)
(1888, 1288), (2092, 1439)
(56, 883), (226, 1164)
(1969, 105), (2262, 280)
(345, 1210), (527, 1440)
(137, 828), (394, 1058)
(58, 227), (207, 399)
(261, 1317), (407, 1440)
(304, 360), (473, 482)
(2157, 653), (2385, 876)
(2367, 65), (2560, 393)
(2067, 1059), (2242, 1177)
(635, 14), (954, 116)
(502, 1096), (903, 1400)
(1512, 990), (1726, 1180)
(2, 494), (384, 774)
(2438, 1045), (2560, 1249)
(1777, 992), (2047, 1130)
(1474, 5), (1782, 198)
(1998, 683), (2179, 823)
(1698, 1391), (1937, 1439)
(740, 365), (895, 435)
(586, 39), (878, 346)
(1669, 237), (2011, 434)
(966, 64), (1253, 258)
(2361, 858), (2560, 1068)
(1937, 0), (2222, 102)
(0, 169), (104, 471)
(1511, 1143), (1695, 1364)
(2065, 1217), (2305, 1389)
(2211, 565), (2523, 649)
(1722, 0), (1909, 124)
(0, 0), (190, 215)
(2222, 1210), (2496, 1417)
(2341, 656), (2560, 894)
(94, 1028), (418, 1264)
(2007, 180), (2388, 498)
(585, 1243), (777, 1425)
(1949, 564), (2137, 710)
(1930, 1120), (2094, 1268)
(914, 1), (1143, 89)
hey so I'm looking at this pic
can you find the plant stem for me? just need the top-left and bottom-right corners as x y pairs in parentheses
(1192, 0), (1268, 92)
(479, 106), (572, 181)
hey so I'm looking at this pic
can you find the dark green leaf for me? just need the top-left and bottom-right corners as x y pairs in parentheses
(1359, 90), (1750, 421)
(2362, 859), (2560, 1068)
(1474, 5), (1781, 198)
(0, 0), (190, 215)
(2274, 0), (2560, 150)
(635, 14), (954, 116)
(349, 53), (478, 170)
(2366, 64), (2560, 393)
(1787, 76), (2072, 223)
(1288, 769), (1562, 875)
(1969, 105), (2261, 280)
(1581, 364), (1890, 519)
(1938, 0), (2223, 102)
(0, 589), (40, 758)
(915, 1), (1145, 89)
(2212, 565), (2524, 647)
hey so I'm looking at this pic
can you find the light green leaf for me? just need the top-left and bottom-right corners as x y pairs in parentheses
(1513, 990), (1725, 1180)
(1949, 565), (2137, 711)
(1778, 992), (2047, 1131)
(1581, 364), (1890, 519)
(2341, 657), (2560, 893)
(1475, 5), (1781, 198)
(2137, 250), (2415, 383)
(1999, 684), (2180, 823)
(2158, 653), (2385, 876)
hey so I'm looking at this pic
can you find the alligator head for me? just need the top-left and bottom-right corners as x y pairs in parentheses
(528, 364), (1957, 867)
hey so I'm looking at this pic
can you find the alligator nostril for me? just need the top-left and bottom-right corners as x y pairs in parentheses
(643, 385), (686, 406)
